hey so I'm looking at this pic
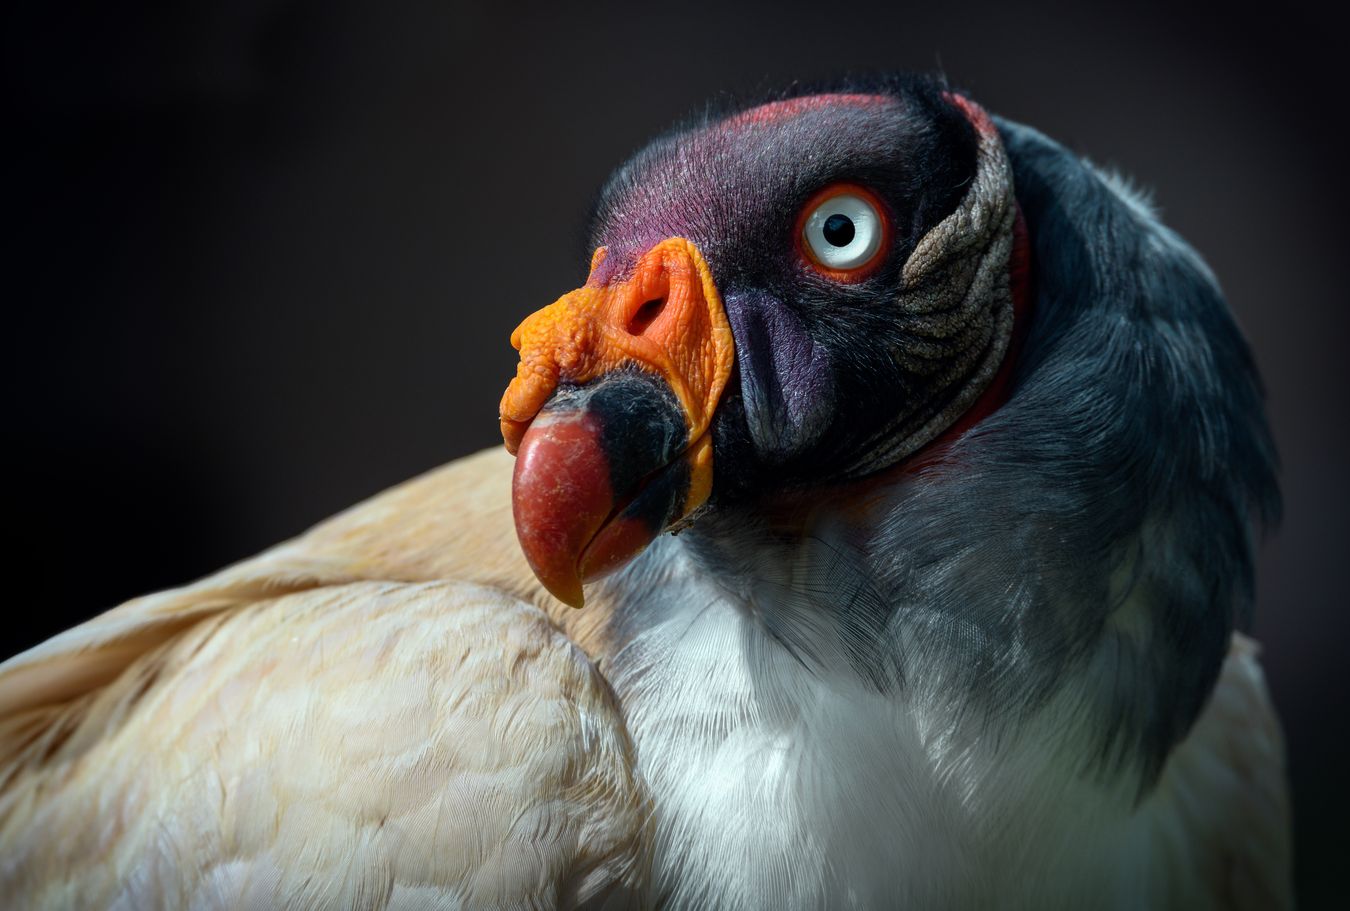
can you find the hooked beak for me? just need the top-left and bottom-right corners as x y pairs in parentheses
(499, 238), (735, 607)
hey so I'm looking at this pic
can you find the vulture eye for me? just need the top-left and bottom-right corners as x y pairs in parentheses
(797, 183), (890, 282)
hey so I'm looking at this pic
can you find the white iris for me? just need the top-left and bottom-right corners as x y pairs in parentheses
(803, 193), (882, 270)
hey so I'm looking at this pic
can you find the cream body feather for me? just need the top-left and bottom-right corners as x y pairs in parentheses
(0, 449), (1289, 909)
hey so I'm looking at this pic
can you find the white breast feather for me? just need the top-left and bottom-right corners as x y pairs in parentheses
(609, 549), (1287, 910)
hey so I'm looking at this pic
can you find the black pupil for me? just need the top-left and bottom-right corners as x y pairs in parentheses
(822, 213), (855, 247)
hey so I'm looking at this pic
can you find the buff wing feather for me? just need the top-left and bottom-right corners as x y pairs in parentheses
(0, 449), (647, 909)
(1137, 634), (1293, 910)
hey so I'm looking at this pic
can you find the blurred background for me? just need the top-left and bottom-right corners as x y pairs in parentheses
(4, 0), (1343, 903)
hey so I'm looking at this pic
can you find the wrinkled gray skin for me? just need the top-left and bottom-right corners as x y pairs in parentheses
(600, 115), (1278, 788)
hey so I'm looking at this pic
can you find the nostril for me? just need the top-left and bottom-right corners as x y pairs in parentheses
(627, 297), (665, 335)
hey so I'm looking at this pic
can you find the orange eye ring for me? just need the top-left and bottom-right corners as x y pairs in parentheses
(794, 182), (892, 283)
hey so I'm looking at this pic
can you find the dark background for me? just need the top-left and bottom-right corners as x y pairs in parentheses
(4, 0), (1344, 904)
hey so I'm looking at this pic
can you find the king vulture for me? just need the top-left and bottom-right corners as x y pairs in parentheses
(0, 75), (1290, 909)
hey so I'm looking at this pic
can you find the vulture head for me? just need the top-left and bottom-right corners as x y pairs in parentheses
(499, 75), (1276, 774)
(501, 79), (1021, 606)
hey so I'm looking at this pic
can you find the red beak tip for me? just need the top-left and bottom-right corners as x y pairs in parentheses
(512, 414), (614, 610)
(538, 570), (586, 609)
